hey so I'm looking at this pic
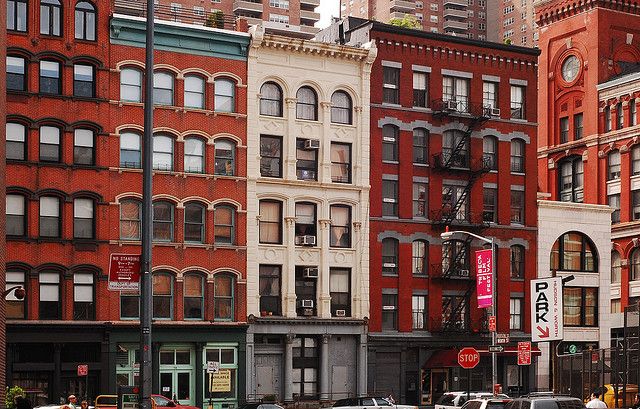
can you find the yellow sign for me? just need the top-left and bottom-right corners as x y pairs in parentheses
(209, 369), (231, 392)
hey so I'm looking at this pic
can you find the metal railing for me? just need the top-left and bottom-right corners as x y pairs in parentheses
(114, 1), (239, 30)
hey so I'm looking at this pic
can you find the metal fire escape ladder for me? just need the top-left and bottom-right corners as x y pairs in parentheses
(441, 235), (474, 279)
(442, 285), (475, 332)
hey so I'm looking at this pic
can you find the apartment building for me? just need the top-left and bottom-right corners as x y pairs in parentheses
(486, 0), (537, 47)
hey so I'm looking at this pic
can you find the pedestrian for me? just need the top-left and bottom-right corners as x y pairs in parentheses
(14, 394), (32, 409)
(586, 391), (607, 409)
(632, 394), (640, 409)
(67, 395), (79, 409)
(80, 401), (89, 409)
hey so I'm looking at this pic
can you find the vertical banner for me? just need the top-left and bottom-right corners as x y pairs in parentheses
(475, 249), (493, 308)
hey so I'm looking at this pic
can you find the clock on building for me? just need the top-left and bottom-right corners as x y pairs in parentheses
(561, 55), (580, 83)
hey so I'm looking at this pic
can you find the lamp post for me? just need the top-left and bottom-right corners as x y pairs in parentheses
(2, 286), (25, 300)
(441, 230), (497, 395)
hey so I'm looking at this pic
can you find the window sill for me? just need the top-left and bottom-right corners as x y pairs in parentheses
(74, 38), (98, 44)
(381, 103), (402, 108)
(413, 274), (429, 278)
(382, 274), (399, 277)
(382, 216), (399, 219)
(511, 172), (526, 176)
(412, 106), (431, 112)
(382, 161), (399, 165)
(510, 277), (525, 282)
(413, 163), (429, 167)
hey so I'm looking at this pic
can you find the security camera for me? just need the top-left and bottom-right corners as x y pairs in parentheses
(14, 287), (25, 300)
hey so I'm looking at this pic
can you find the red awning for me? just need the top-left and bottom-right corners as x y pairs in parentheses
(422, 345), (542, 369)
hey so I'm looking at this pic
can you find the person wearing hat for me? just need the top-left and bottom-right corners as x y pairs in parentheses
(67, 395), (78, 409)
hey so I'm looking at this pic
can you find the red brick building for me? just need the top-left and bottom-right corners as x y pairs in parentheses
(319, 18), (539, 401)
(5, 1), (249, 406)
(1, 0), (8, 401)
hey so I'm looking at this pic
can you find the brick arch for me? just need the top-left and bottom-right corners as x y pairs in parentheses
(6, 47), (34, 59)
(35, 188), (68, 200)
(70, 55), (104, 69)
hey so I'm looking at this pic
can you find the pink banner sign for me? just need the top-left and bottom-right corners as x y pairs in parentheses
(475, 249), (493, 308)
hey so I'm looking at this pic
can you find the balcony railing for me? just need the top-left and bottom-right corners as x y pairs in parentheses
(390, 0), (416, 12)
(114, 0), (238, 30)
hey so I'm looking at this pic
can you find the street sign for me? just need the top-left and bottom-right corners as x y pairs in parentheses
(497, 333), (510, 344)
(591, 351), (599, 364)
(488, 345), (504, 353)
(108, 253), (141, 291)
(207, 361), (220, 374)
(475, 249), (493, 308)
(77, 364), (88, 376)
(488, 316), (496, 332)
(458, 347), (480, 369)
(517, 342), (531, 365)
(531, 277), (564, 342)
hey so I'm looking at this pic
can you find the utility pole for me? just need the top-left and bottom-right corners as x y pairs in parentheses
(140, 0), (154, 409)
(491, 237), (497, 396)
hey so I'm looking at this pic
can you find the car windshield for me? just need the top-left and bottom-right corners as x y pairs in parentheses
(533, 401), (559, 409)
(152, 396), (172, 407)
(438, 395), (456, 405)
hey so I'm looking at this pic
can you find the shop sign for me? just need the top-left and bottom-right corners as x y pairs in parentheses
(209, 369), (231, 392)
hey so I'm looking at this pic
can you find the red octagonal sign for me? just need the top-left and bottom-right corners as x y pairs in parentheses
(458, 347), (480, 369)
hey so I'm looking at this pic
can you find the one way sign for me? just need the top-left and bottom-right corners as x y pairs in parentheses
(531, 277), (564, 342)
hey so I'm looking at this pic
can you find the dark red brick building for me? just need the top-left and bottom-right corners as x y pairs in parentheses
(319, 18), (539, 402)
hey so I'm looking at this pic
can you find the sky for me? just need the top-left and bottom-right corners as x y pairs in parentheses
(316, 0), (340, 29)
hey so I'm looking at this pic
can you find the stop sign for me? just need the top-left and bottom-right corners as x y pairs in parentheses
(458, 347), (480, 369)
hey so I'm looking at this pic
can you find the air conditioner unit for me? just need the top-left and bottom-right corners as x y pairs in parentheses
(298, 170), (316, 180)
(302, 308), (314, 316)
(383, 263), (397, 268)
(445, 100), (458, 111)
(458, 269), (470, 277)
(490, 107), (501, 116)
(298, 299), (314, 308)
(294, 235), (316, 246)
(304, 139), (320, 149)
(335, 309), (346, 317)
(303, 267), (319, 278)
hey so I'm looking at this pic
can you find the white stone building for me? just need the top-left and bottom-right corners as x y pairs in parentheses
(245, 26), (376, 402)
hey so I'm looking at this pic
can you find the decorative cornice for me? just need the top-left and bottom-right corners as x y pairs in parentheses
(536, 0), (640, 28)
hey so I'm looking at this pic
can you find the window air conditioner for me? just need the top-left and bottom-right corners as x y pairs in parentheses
(303, 267), (319, 278)
(298, 299), (314, 308)
(304, 139), (320, 149)
(446, 100), (458, 111)
(459, 269), (470, 277)
(296, 235), (317, 246)
(490, 107), (501, 116)
(335, 309), (346, 317)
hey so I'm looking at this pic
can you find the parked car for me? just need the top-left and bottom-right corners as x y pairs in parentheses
(237, 403), (284, 409)
(461, 398), (512, 409)
(436, 393), (509, 409)
(601, 384), (638, 408)
(93, 394), (196, 409)
(332, 397), (418, 409)
(505, 394), (584, 409)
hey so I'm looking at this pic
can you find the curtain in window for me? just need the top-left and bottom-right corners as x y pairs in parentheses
(563, 287), (581, 326)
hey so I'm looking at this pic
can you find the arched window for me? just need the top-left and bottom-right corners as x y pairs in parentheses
(559, 156), (584, 203)
(6, 194), (26, 237)
(152, 202), (174, 242)
(152, 135), (173, 171)
(184, 202), (205, 243)
(153, 72), (174, 106)
(412, 240), (428, 276)
(296, 86), (318, 120)
(7, 55), (27, 91)
(510, 245), (525, 279)
(39, 271), (61, 319)
(120, 68), (142, 102)
(483, 136), (498, 170)
(7, 0), (28, 32)
(214, 139), (235, 176)
(413, 128), (429, 165)
(75, 1), (96, 40)
(510, 138), (525, 173)
(74, 128), (95, 165)
(152, 273), (173, 319)
(260, 82), (283, 117)
(214, 274), (234, 321)
(442, 130), (469, 168)
(608, 150), (621, 180)
(184, 137), (205, 173)
(120, 132), (141, 168)
(120, 199), (141, 240)
(612, 251), (621, 283)
(40, 60), (62, 95)
(6, 270), (26, 319)
(382, 238), (399, 275)
(550, 232), (597, 272)
(40, 125), (61, 163)
(183, 273), (204, 320)
(215, 205), (235, 245)
(215, 78), (235, 113)
(331, 91), (352, 124)
(259, 200), (282, 244)
(442, 240), (469, 278)
(382, 125), (399, 162)
(6, 122), (27, 161)
(184, 75), (205, 109)
(41, 0), (62, 36)
(631, 249), (640, 281)
(73, 271), (95, 320)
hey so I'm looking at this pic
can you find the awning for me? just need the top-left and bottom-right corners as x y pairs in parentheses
(422, 346), (542, 369)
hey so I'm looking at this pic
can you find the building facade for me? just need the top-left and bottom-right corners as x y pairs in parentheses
(245, 25), (375, 403)
(319, 18), (539, 403)
(5, 3), (250, 408)
(485, 0), (537, 48)
(1, 0), (7, 400)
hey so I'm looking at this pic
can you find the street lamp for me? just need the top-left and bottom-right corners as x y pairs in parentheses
(441, 230), (497, 395)
(2, 286), (25, 300)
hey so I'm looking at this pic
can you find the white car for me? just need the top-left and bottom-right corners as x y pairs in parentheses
(435, 393), (509, 409)
(332, 397), (418, 409)
(461, 398), (512, 409)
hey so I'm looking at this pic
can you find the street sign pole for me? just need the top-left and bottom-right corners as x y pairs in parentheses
(491, 237), (497, 396)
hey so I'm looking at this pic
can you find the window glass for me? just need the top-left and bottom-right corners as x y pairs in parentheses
(121, 68), (142, 102)
(6, 122), (26, 161)
(73, 272), (94, 320)
(74, 64), (94, 98)
(75, 1), (96, 41)
(184, 138), (205, 173)
(7, 0), (28, 32)
(413, 72), (428, 107)
(120, 200), (142, 240)
(153, 135), (173, 171)
(7, 56), (26, 91)
(259, 201), (282, 244)
(41, 0), (62, 36)
(153, 202), (174, 242)
(39, 271), (60, 319)
(383, 67), (400, 104)
(296, 87), (317, 120)
(215, 205), (235, 245)
(260, 82), (282, 117)
(382, 125), (399, 162)
(382, 238), (398, 275)
(331, 143), (351, 183)
(40, 126), (60, 162)
(184, 76), (205, 109)
(153, 274), (173, 319)
(153, 72), (174, 106)
(120, 132), (141, 168)
(260, 136), (282, 178)
(6, 271), (25, 319)
(184, 203), (205, 243)
(215, 79), (235, 112)
(40, 60), (61, 94)
(330, 205), (351, 248)
(215, 140), (235, 176)
(40, 196), (60, 237)
(413, 128), (428, 164)
(74, 129), (94, 165)
(184, 274), (203, 319)
(331, 91), (352, 124)
(73, 198), (94, 239)
(215, 274), (234, 320)
(7, 195), (26, 236)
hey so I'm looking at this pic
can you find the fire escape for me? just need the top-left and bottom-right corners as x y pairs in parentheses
(429, 99), (493, 333)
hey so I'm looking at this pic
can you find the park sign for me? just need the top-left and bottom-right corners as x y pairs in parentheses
(531, 277), (564, 342)
(108, 253), (141, 291)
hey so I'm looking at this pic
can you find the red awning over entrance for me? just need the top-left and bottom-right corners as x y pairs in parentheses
(422, 346), (542, 369)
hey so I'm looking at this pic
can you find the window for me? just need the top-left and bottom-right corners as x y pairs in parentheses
(153, 273), (173, 319)
(184, 75), (205, 109)
(295, 203), (316, 244)
(74, 64), (94, 98)
(550, 232), (597, 272)
(442, 76), (469, 112)
(153, 135), (173, 171)
(73, 272), (94, 320)
(296, 87), (317, 121)
(268, 13), (289, 23)
(330, 268), (351, 317)
(574, 113), (583, 140)
(214, 274), (234, 320)
(510, 189), (524, 225)
(611, 251), (621, 284)
(152, 202), (174, 242)
(75, 1), (96, 40)
(184, 274), (204, 319)
(443, 130), (469, 168)
(412, 295), (427, 330)
(330, 205), (351, 248)
(331, 143), (351, 183)
(39, 272), (60, 320)
(413, 240), (428, 276)
(605, 106), (612, 132)
(617, 102), (624, 129)
(7, 0), (28, 32)
(510, 85), (525, 119)
(40, 60), (61, 94)
(6, 122), (26, 160)
(608, 150), (621, 180)
(41, 0), (62, 36)
(259, 265), (281, 315)
(153, 72), (174, 106)
(382, 180), (398, 216)
(559, 157), (584, 202)
(383, 66), (400, 104)
(184, 203), (205, 243)
(215, 139), (235, 176)
(120, 132), (141, 168)
(184, 137), (205, 173)
(413, 71), (428, 107)
(483, 136), (497, 170)
(413, 182), (427, 218)
(259, 200), (282, 244)
(120, 68), (142, 102)
(633, 146), (640, 176)
(483, 187), (497, 223)
(382, 238), (399, 275)
(510, 139), (525, 173)
(563, 287), (597, 326)
(215, 205), (235, 245)
(413, 128), (429, 164)
(612, 299), (622, 313)
(632, 249), (640, 281)
(6, 271), (25, 319)
(40, 126), (61, 162)
(442, 184), (468, 222)
(295, 266), (317, 317)
(296, 139), (318, 181)
(510, 245), (524, 278)
(291, 337), (318, 398)
(382, 125), (399, 162)
(442, 295), (468, 330)
(7, 56), (26, 91)
(382, 294), (398, 330)
(74, 129), (94, 165)
(559, 117), (569, 143)
(7, 195), (26, 237)
(331, 91), (352, 124)
(120, 199), (141, 240)
(442, 240), (469, 277)
(509, 298), (523, 330)
(609, 194), (620, 224)
(73, 198), (94, 239)
(633, 190), (640, 220)
(260, 135), (282, 178)
(120, 289), (139, 319)
(214, 78), (235, 112)
(260, 82), (283, 117)
(39, 196), (60, 238)
(482, 81), (498, 109)
(632, 100), (637, 126)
